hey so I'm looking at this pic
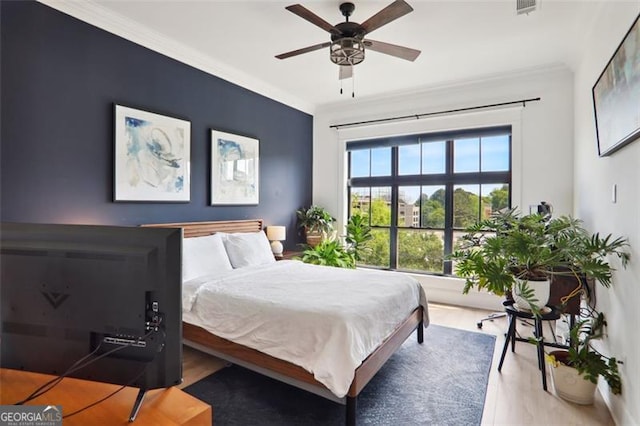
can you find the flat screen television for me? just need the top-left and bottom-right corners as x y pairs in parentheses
(0, 222), (182, 420)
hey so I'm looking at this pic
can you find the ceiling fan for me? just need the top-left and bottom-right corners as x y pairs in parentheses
(275, 0), (421, 81)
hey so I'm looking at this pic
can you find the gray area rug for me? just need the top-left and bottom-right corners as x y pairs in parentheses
(183, 324), (496, 425)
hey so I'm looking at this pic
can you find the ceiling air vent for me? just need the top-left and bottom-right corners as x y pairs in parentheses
(517, 0), (537, 15)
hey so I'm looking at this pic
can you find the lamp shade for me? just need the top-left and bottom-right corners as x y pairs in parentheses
(266, 226), (286, 241)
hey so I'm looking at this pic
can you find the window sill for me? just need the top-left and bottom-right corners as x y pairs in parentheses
(355, 267), (504, 311)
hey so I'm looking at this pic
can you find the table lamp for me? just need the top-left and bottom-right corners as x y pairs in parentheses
(266, 226), (286, 257)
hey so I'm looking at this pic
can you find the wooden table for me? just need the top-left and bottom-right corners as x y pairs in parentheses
(0, 368), (211, 425)
(277, 250), (304, 260)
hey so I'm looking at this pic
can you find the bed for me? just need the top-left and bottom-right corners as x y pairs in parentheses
(142, 219), (429, 425)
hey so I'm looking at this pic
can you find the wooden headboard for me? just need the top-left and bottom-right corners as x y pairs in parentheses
(141, 219), (263, 238)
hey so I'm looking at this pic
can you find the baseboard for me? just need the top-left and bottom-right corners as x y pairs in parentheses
(597, 382), (637, 426)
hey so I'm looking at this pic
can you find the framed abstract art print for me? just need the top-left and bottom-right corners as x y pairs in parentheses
(114, 104), (191, 202)
(210, 130), (259, 205)
(593, 13), (640, 157)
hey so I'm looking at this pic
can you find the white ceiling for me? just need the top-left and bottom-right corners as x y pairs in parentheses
(45, 0), (607, 113)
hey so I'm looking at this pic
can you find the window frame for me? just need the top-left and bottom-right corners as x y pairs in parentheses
(347, 126), (512, 275)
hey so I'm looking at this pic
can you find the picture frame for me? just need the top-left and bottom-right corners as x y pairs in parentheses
(114, 104), (191, 202)
(592, 13), (640, 157)
(210, 130), (259, 205)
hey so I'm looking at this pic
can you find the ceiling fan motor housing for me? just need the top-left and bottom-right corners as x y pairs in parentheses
(332, 22), (366, 41)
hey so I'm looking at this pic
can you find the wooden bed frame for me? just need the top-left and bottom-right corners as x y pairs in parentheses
(142, 219), (424, 425)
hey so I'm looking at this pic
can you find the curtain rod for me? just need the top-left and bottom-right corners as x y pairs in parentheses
(329, 97), (541, 130)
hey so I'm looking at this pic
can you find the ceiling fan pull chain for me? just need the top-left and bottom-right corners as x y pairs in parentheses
(352, 70), (355, 98)
(340, 78), (343, 95)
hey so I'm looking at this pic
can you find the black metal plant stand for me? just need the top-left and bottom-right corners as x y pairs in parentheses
(497, 303), (568, 391)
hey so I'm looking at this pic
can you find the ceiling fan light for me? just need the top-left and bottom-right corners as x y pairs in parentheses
(330, 37), (365, 66)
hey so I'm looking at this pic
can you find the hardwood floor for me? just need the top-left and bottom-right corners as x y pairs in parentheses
(179, 303), (614, 425)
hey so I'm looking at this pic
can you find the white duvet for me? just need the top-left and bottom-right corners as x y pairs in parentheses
(182, 260), (429, 398)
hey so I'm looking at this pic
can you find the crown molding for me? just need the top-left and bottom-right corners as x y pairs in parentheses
(37, 0), (315, 115)
(316, 63), (571, 114)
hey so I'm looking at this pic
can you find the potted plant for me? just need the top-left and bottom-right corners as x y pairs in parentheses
(300, 238), (356, 268)
(300, 214), (373, 268)
(296, 205), (335, 247)
(547, 311), (622, 404)
(450, 209), (629, 312)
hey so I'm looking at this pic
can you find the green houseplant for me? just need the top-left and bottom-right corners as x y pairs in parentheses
(301, 213), (373, 268)
(344, 212), (373, 262)
(300, 238), (356, 268)
(547, 311), (622, 403)
(296, 205), (336, 247)
(450, 209), (630, 312)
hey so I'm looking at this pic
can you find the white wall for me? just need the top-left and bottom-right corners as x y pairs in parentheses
(313, 66), (574, 310)
(574, 3), (640, 424)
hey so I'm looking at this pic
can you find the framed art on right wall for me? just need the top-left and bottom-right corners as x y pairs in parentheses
(592, 13), (640, 157)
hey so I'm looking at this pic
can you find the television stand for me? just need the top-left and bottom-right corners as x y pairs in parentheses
(1, 368), (211, 425)
(129, 388), (147, 422)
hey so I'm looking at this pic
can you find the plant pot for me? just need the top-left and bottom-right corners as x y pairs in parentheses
(305, 232), (323, 247)
(513, 277), (550, 311)
(548, 350), (596, 405)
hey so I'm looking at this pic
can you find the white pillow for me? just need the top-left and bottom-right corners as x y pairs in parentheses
(182, 233), (233, 281)
(223, 231), (276, 268)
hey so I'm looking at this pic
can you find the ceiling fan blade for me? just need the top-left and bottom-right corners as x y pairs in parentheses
(275, 42), (331, 60)
(339, 65), (353, 80)
(286, 4), (342, 36)
(360, 0), (414, 35)
(364, 39), (421, 61)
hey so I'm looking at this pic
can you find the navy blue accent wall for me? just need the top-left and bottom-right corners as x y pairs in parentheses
(0, 1), (312, 248)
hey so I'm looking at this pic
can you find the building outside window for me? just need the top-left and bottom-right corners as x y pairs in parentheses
(347, 126), (511, 275)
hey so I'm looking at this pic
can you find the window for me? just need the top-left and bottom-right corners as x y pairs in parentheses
(347, 126), (511, 275)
